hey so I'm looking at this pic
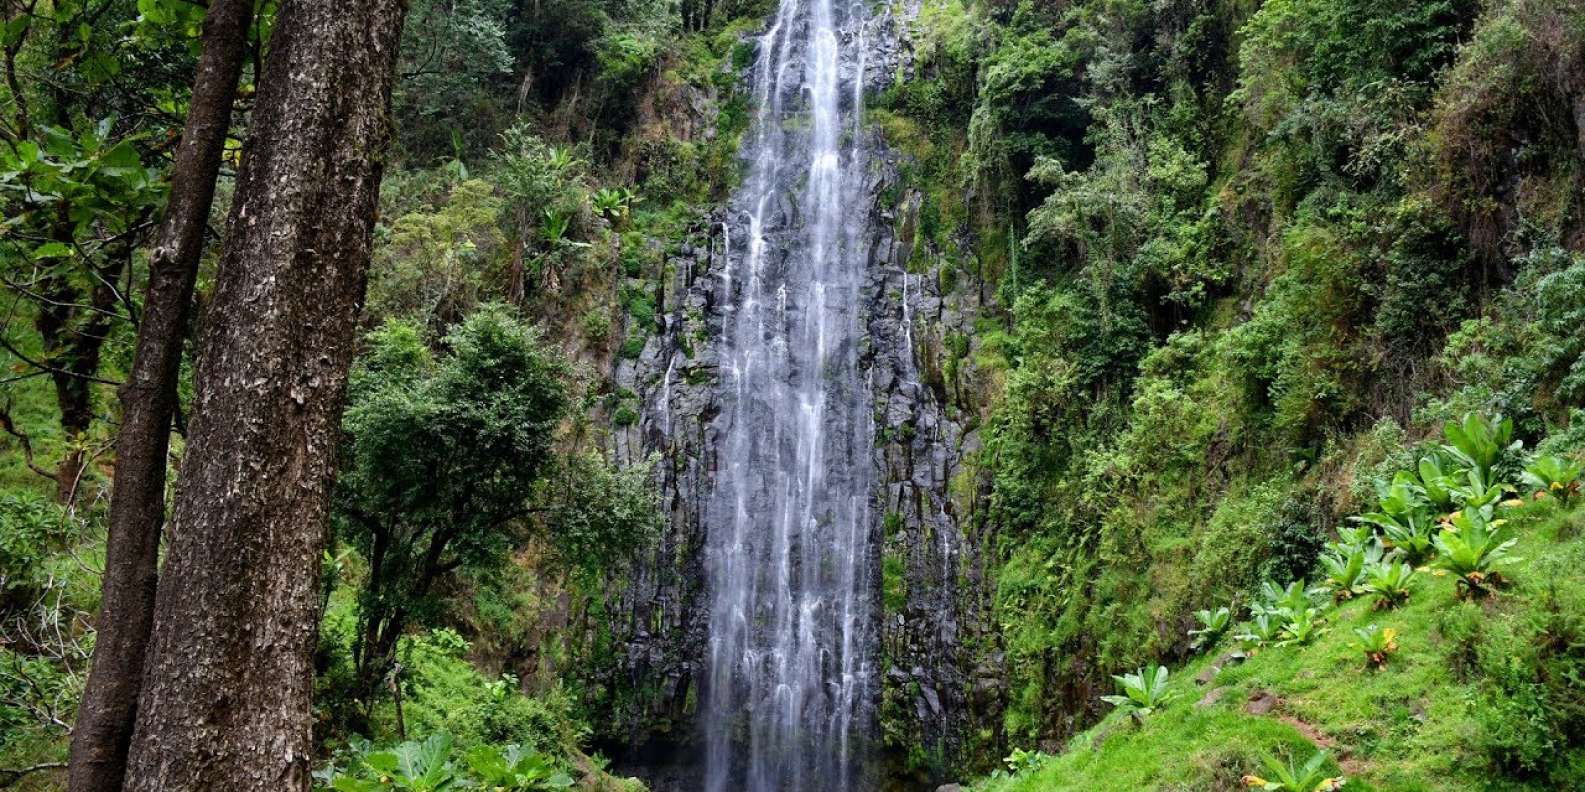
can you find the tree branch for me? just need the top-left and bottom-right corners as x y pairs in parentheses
(0, 400), (59, 482)
(0, 761), (67, 785)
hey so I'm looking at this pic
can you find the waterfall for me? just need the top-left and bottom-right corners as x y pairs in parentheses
(703, 0), (877, 787)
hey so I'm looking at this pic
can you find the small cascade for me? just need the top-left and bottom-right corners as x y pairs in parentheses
(658, 355), (675, 435)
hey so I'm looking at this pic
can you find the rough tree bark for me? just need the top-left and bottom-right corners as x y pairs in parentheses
(68, 1), (255, 788)
(120, 0), (408, 790)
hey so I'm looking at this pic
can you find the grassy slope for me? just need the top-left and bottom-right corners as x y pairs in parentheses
(976, 499), (1585, 791)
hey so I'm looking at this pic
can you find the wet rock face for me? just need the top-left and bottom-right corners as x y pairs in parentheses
(862, 148), (1004, 781)
(601, 3), (1004, 787)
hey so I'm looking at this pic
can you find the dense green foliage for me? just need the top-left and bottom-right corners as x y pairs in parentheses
(2, 0), (1584, 787)
(865, 0), (1585, 783)
(0, 0), (697, 784)
(976, 494), (1585, 790)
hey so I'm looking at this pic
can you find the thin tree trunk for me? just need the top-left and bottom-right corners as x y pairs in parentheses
(68, 2), (255, 788)
(121, 0), (408, 789)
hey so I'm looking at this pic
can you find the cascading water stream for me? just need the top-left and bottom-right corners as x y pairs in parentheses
(702, 0), (877, 788)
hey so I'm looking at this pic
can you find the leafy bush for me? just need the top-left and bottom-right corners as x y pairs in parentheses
(1362, 559), (1416, 609)
(1468, 543), (1585, 785)
(1236, 614), (1285, 652)
(1242, 748), (1347, 791)
(1277, 607), (1326, 647)
(394, 629), (577, 751)
(1432, 510), (1519, 599)
(1319, 541), (1377, 602)
(1255, 580), (1321, 618)
(1351, 624), (1399, 669)
(317, 733), (574, 791)
(335, 308), (573, 694)
(1442, 413), (1521, 490)
(0, 492), (62, 592)
(1522, 455), (1582, 505)
(1354, 472), (1439, 564)
(1188, 607), (1232, 651)
(1101, 664), (1177, 720)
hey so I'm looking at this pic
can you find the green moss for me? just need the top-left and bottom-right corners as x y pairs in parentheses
(883, 551), (907, 613)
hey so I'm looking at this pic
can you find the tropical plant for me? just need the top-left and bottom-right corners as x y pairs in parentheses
(1000, 746), (1050, 775)
(1354, 473), (1438, 563)
(1235, 613), (1284, 651)
(464, 744), (575, 789)
(326, 733), (463, 792)
(1442, 413), (1520, 487)
(1242, 749), (1347, 790)
(1188, 606), (1232, 650)
(1449, 467), (1506, 516)
(1432, 510), (1519, 599)
(1320, 542), (1379, 602)
(1277, 606), (1325, 647)
(1352, 624), (1399, 670)
(1333, 523), (1376, 552)
(1255, 580), (1319, 617)
(1378, 514), (1438, 566)
(591, 186), (640, 223)
(1363, 559), (1416, 609)
(1521, 455), (1582, 505)
(1101, 664), (1177, 720)
(547, 146), (584, 175)
(1372, 471), (1429, 521)
(1414, 451), (1461, 513)
(318, 735), (574, 791)
(540, 208), (576, 246)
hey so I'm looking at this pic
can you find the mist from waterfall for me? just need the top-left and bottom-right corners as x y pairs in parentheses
(701, 0), (877, 788)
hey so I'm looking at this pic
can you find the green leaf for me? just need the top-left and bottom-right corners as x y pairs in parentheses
(0, 15), (31, 48)
(97, 141), (147, 179)
(32, 242), (73, 259)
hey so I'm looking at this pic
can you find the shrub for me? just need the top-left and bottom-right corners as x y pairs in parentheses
(580, 308), (612, 342)
(1189, 607), (1232, 651)
(1236, 614), (1285, 652)
(1352, 624), (1399, 669)
(1522, 455), (1582, 505)
(1442, 413), (1521, 490)
(317, 732), (575, 791)
(1363, 558), (1416, 609)
(1432, 510), (1519, 599)
(1277, 606), (1326, 647)
(1319, 541), (1378, 602)
(1101, 664), (1177, 720)
(1242, 748), (1347, 791)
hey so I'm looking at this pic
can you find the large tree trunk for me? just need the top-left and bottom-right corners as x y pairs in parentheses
(121, 1), (408, 790)
(68, 2), (255, 789)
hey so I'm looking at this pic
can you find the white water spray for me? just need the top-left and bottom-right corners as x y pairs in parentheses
(702, 0), (878, 788)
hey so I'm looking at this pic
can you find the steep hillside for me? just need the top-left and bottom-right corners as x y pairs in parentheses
(970, 464), (1585, 790)
(847, 0), (1585, 783)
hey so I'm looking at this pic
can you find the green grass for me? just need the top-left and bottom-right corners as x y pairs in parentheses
(976, 499), (1585, 791)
